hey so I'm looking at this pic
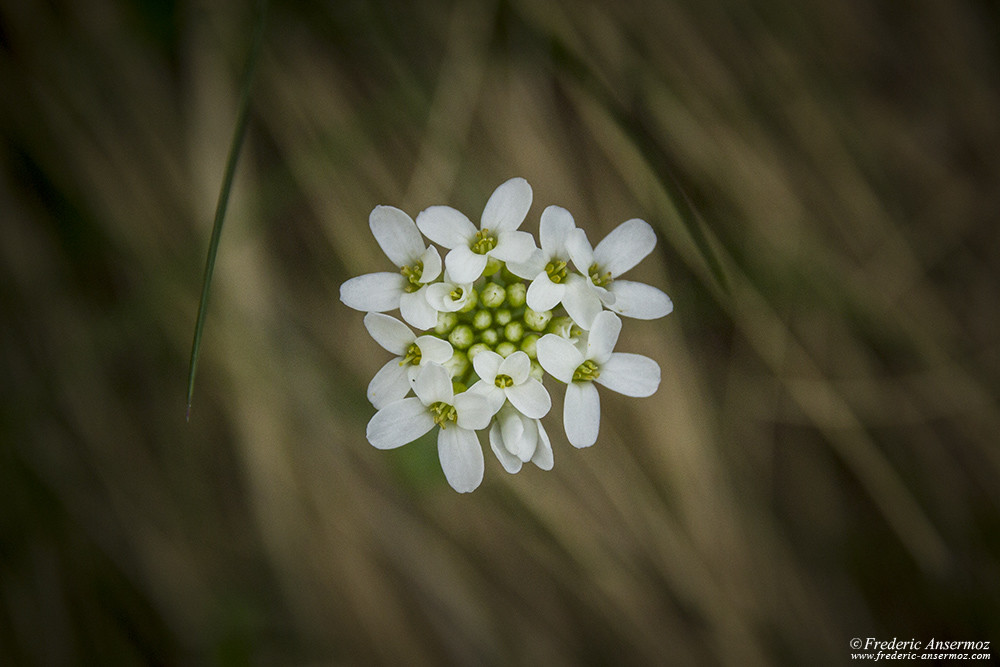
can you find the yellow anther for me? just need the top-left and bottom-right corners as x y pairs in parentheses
(471, 228), (497, 255)
(572, 359), (601, 382)
(429, 401), (458, 428)
(494, 374), (514, 389)
(588, 262), (612, 287)
(400, 261), (424, 293)
(545, 259), (568, 284)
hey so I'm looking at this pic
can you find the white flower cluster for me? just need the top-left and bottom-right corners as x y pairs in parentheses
(340, 178), (673, 492)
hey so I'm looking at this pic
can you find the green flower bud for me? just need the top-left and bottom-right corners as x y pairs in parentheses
(445, 350), (470, 378)
(484, 257), (503, 276)
(504, 321), (524, 343)
(495, 308), (512, 326)
(529, 360), (545, 382)
(448, 324), (474, 349)
(480, 282), (506, 308)
(506, 281), (526, 308)
(435, 311), (458, 335)
(458, 287), (479, 313)
(523, 307), (552, 332)
(496, 341), (517, 358)
(472, 309), (493, 330)
(480, 328), (500, 346)
(520, 333), (539, 359)
(467, 343), (491, 361)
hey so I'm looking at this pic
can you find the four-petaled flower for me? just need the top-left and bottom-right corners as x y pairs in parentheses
(469, 350), (551, 419)
(340, 205), (442, 329)
(366, 362), (492, 492)
(536, 311), (661, 448)
(363, 312), (453, 409)
(489, 404), (553, 474)
(565, 218), (674, 329)
(416, 177), (537, 283)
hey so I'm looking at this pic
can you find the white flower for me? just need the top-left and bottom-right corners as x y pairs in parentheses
(363, 313), (454, 409)
(416, 177), (537, 283)
(505, 205), (601, 326)
(366, 363), (492, 493)
(340, 206), (442, 329)
(424, 273), (475, 313)
(564, 218), (674, 329)
(536, 311), (660, 448)
(469, 350), (551, 419)
(489, 404), (554, 474)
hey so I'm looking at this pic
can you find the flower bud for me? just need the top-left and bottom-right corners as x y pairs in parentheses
(467, 343), (491, 361)
(472, 309), (493, 330)
(445, 350), (470, 377)
(480, 282), (506, 308)
(434, 312), (458, 335)
(520, 333), (539, 359)
(458, 287), (479, 313)
(480, 328), (500, 346)
(496, 341), (517, 357)
(529, 360), (545, 382)
(504, 321), (524, 343)
(523, 307), (552, 332)
(448, 324), (474, 349)
(506, 282), (526, 308)
(495, 308), (512, 326)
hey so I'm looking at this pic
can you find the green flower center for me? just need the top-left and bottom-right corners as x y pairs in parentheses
(588, 263), (612, 288)
(573, 359), (601, 382)
(450, 286), (465, 301)
(494, 374), (514, 388)
(545, 259), (568, 284)
(400, 343), (421, 366)
(471, 229), (497, 255)
(429, 401), (457, 428)
(400, 261), (424, 293)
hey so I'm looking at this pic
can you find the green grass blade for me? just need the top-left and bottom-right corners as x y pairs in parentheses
(186, 0), (268, 420)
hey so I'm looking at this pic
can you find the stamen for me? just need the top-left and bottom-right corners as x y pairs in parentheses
(429, 401), (458, 428)
(545, 259), (568, 284)
(494, 374), (514, 389)
(400, 261), (425, 293)
(471, 228), (497, 255)
(572, 359), (601, 382)
(399, 343), (422, 366)
(588, 262), (612, 287)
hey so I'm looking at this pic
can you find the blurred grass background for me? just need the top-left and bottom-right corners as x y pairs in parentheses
(2, 0), (999, 664)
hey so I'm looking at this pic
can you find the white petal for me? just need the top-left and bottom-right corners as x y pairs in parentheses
(560, 275), (603, 330)
(505, 378), (551, 419)
(438, 427), (484, 492)
(366, 397), (435, 449)
(415, 335), (453, 365)
(505, 248), (546, 280)
(593, 218), (656, 278)
(469, 380), (507, 416)
(413, 362), (453, 405)
(416, 205), (476, 248)
(563, 382), (600, 448)
(425, 282), (466, 312)
(472, 349), (503, 383)
(531, 421), (554, 470)
(363, 312), (413, 355)
(399, 288), (439, 330)
(565, 228), (594, 274)
(498, 406), (537, 462)
(490, 230), (537, 264)
(339, 272), (405, 312)
(595, 353), (660, 397)
(536, 334), (583, 383)
(367, 359), (411, 409)
(526, 273), (565, 312)
(418, 245), (442, 282)
(454, 391), (492, 430)
(445, 245), (489, 284)
(369, 205), (424, 267)
(499, 351), (531, 385)
(606, 280), (673, 320)
(490, 422), (524, 474)
(481, 177), (532, 232)
(539, 205), (575, 256)
(586, 311), (622, 364)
